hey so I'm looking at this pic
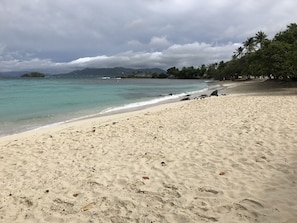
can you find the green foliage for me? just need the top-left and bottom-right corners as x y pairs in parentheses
(166, 67), (180, 77)
(166, 23), (297, 80)
(274, 23), (297, 44)
(21, 72), (45, 78)
(151, 72), (168, 78)
(166, 64), (208, 79)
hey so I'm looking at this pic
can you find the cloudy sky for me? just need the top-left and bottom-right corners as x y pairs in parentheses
(0, 0), (296, 73)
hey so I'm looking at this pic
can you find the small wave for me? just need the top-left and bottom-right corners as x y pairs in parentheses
(100, 87), (209, 114)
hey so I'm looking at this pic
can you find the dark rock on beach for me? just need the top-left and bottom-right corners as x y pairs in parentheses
(199, 94), (208, 99)
(180, 97), (190, 101)
(210, 90), (218, 96)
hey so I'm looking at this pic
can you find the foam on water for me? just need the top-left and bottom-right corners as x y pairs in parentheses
(0, 77), (216, 136)
(100, 87), (209, 114)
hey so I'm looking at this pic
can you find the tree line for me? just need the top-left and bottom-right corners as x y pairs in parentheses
(165, 23), (297, 81)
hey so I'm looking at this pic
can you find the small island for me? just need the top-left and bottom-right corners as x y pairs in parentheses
(21, 72), (45, 78)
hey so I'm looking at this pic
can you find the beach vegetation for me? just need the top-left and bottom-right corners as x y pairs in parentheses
(21, 72), (45, 78)
(254, 31), (268, 49)
(151, 72), (168, 78)
(166, 23), (297, 81)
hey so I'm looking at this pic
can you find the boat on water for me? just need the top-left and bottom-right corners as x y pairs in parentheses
(101, 76), (111, 80)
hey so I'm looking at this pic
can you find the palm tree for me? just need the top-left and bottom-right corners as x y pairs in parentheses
(233, 46), (244, 59)
(254, 31), (268, 49)
(243, 37), (256, 53)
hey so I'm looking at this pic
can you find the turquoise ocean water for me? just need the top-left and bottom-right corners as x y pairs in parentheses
(0, 77), (213, 136)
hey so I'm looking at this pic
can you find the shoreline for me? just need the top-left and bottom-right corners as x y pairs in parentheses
(0, 79), (294, 141)
(0, 85), (220, 141)
(0, 80), (297, 222)
(0, 81), (221, 138)
(0, 78), (209, 138)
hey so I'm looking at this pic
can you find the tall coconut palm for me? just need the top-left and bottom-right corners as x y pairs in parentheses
(233, 46), (244, 59)
(255, 31), (268, 49)
(243, 37), (256, 53)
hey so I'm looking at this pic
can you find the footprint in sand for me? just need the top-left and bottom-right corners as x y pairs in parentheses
(50, 198), (75, 215)
(239, 198), (264, 208)
(198, 187), (220, 195)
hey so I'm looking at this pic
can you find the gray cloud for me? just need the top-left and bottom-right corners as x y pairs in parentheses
(0, 0), (297, 73)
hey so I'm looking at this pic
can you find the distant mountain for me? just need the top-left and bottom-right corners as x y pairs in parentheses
(0, 67), (166, 78)
(54, 67), (166, 78)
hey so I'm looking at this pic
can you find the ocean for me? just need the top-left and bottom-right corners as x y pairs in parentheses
(0, 77), (215, 136)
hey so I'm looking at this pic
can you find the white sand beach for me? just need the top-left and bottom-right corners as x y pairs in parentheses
(0, 81), (297, 222)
